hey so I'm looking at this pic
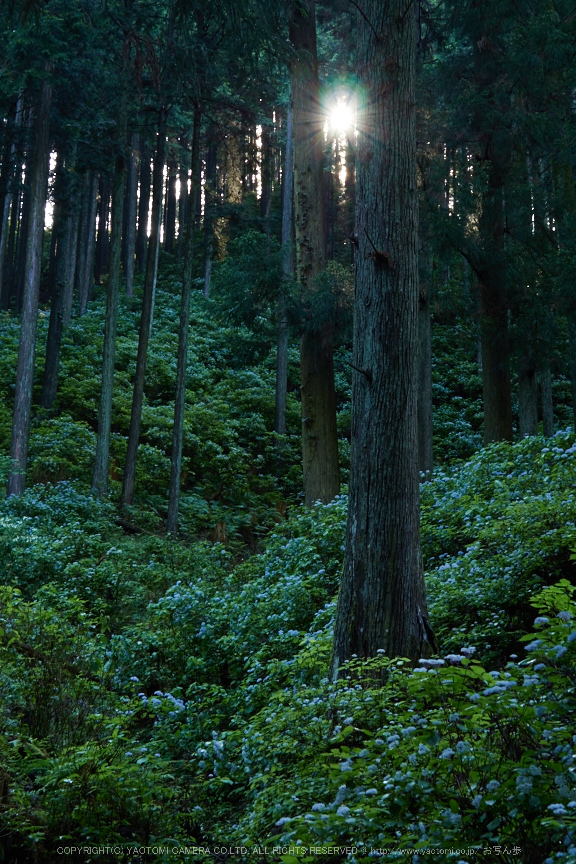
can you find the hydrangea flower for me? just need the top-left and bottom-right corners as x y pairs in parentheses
(439, 748), (455, 759)
(486, 780), (500, 792)
(336, 805), (350, 816)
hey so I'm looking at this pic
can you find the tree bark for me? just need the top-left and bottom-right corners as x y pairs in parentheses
(41, 149), (80, 409)
(94, 175), (110, 285)
(417, 290), (433, 474)
(0, 96), (23, 310)
(177, 137), (189, 259)
(330, 0), (432, 676)
(275, 106), (293, 436)
(123, 132), (139, 296)
(164, 151), (177, 254)
(167, 106), (201, 534)
(121, 108), (167, 505)
(92, 74), (129, 497)
(289, 0), (340, 506)
(136, 137), (151, 272)
(7, 73), (52, 496)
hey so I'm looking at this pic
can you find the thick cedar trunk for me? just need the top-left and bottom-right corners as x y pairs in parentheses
(167, 106), (201, 534)
(417, 291), (433, 474)
(330, 0), (432, 676)
(275, 106), (293, 436)
(518, 349), (538, 438)
(121, 109), (167, 505)
(164, 153), (177, 254)
(92, 74), (129, 497)
(124, 133), (139, 296)
(136, 137), (151, 272)
(289, 0), (340, 506)
(7, 74), (52, 496)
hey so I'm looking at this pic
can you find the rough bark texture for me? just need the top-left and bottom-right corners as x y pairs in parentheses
(417, 291), (433, 474)
(275, 106), (293, 436)
(8, 74), (52, 496)
(94, 175), (110, 285)
(122, 109), (167, 505)
(124, 133), (139, 296)
(164, 152), (177, 254)
(330, 0), (432, 677)
(290, 0), (340, 506)
(167, 106), (201, 535)
(518, 350), (538, 438)
(136, 138), (151, 272)
(92, 81), (129, 497)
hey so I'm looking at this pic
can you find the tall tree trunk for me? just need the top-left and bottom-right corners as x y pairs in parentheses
(81, 172), (98, 311)
(331, 0), (432, 676)
(76, 174), (90, 316)
(275, 106), (293, 436)
(177, 137), (188, 259)
(94, 175), (110, 285)
(41, 149), (80, 409)
(7, 73), (53, 496)
(136, 137), (151, 272)
(92, 71), (129, 497)
(14, 162), (31, 314)
(164, 152), (177, 254)
(167, 106), (201, 534)
(121, 108), (167, 505)
(4, 178), (22, 310)
(417, 290), (433, 474)
(289, 1), (340, 506)
(124, 132), (139, 296)
(568, 317), (576, 433)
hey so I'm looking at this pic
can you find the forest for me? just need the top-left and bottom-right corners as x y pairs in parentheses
(1, 0), (576, 862)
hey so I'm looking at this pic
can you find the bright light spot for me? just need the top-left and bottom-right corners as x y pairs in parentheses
(329, 99), (354, 135)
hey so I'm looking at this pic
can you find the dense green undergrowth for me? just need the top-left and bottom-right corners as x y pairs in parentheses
(1, 261), (576, 862)
(1, 431), (576, 863)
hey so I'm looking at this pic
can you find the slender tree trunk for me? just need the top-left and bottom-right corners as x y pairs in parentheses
(136, 137), (151, 272)
(164, 152), (177, 254)
(275, 106), (293, 436)
(94, 175), (110, 285)
(124, 132), (139, 296)
(290, 1), (340, 506)
(121, 108), (167, 505)
(4, 180), (21, 309)
(177, 137), (188, 259)
(167, 106), (201, 534)
(15, 164), (31, 314)
(7, 73), (53, 496)
(331, 0), (432, 676)
(81, 172), (98, 310)
(41, 149), (80, 409)
(92, 74), (129, 497)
